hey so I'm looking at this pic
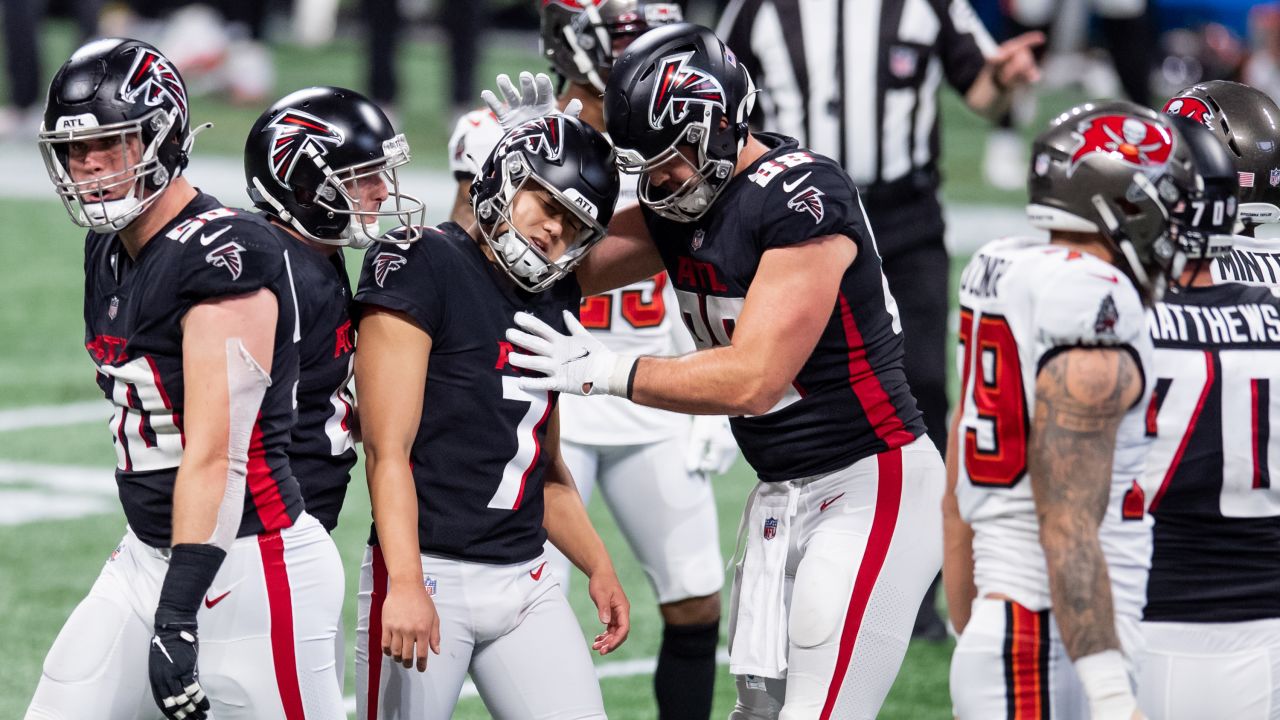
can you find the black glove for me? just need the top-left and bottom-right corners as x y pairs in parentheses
(148, 543), (226, 720)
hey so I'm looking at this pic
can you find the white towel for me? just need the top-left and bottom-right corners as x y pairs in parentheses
(729, 483), (799, 679)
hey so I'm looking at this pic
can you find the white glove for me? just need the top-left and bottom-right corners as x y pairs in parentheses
(507, 310), (636, 396)
(481, 71), (583, 131)
(686, 415), (738, 477)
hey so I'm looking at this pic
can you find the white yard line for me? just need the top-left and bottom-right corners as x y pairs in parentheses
(0, 400), (109, 432)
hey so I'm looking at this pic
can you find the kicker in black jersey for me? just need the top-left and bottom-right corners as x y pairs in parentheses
(269, 226), (357, 533)
(641, 133), (925, 481)
(83, 192), (303, 548)
(353, 223), (582, 564)
(1144, 283), (1280, 622)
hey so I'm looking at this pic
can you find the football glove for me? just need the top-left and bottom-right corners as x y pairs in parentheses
(686, 415), (738, 477)
(149, 616), (208, 720)
(482, 71), (583, 131)
(507, 310), (636, 397)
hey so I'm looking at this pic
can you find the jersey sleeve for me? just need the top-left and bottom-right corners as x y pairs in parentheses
(177, 215), (288, 305)
(935, 0), (996, 95)
(352, 227), (447, 337)
(754, 162), (869, 251)
(448, 110), (505, 180)
(1032, 262), (1146, 353)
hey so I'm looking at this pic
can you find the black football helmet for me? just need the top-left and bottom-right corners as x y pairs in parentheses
(541, 0), (683, 93)
(245, 86), (425, 249)
(470, 113), (620, 292)
(1026, 101), (1193, 302)
(1164, 80), (1280, 229)
(604, 23), (755, 222)
(1164, 114), (1239, 261)
(38, 38), (197, 232)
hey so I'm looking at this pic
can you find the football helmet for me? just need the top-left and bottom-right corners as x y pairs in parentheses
(540, 0), (683, 93)
(604, 23), (755, 223)
(38, 38), (197, 232)
(244, 86), (425, 249)
(470, 113), (620, 292)
(1026, 101), (1192, 301)
(1164, 80), (1280, 229)
(1164, 114), (1239, 261)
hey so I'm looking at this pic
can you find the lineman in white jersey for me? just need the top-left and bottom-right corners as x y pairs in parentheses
(944, 102), (1203, 720)
(1137, 84), (1280, 719)
(446, 4), (733, 716)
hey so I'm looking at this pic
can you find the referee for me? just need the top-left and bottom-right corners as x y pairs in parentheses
(717, 0), (1041, 639)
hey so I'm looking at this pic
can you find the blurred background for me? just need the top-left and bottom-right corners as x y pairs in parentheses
(0, 0), (1267, 717)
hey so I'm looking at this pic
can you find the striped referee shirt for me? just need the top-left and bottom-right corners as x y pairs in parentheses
(717, 0), (997, 188)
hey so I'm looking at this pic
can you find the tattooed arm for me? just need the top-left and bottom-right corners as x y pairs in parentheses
(1029, 347), (1141, 662)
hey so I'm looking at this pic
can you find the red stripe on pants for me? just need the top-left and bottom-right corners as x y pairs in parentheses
(367, 546), (388, 719)
(1009, 603), (1045, 719)
(819, 448), (904, 719)
(260, 530), (305, 720)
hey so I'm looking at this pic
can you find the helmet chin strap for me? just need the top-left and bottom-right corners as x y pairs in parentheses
(561, 20), (607, 95)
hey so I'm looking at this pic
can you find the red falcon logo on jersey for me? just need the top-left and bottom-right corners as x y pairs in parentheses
(1163, 96), (1215, 129)
(266, 109), (345, 189)
(496, 116), (564, 162)
(118, 47), (188, 129)
(373, 252), (407, 287)
(205, 242), (245, 281)
(787, 186), (825, 223)
(1070, 115), (1174, 172)
(648, 51), (726, 130)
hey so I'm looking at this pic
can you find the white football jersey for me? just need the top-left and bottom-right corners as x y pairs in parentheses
(955, 236), (1154, 619)
(1212, 234), (1280, 287)
(447, 109), (692, 444)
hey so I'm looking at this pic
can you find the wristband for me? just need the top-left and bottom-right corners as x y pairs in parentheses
(155, 543), (228, 624)
(600, 355), (638, 398)
(1074, 649), (1137, 720)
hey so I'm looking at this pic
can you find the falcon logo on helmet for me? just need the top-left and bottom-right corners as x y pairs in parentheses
(647, 51), (726, 130)
(373, 252), (407, 287)
(205, 242), (245, 281)
(1163, 96), (1215, 129)
(497, 116), (565, 163)
(266, 109), (345, 188)
(787, 186), (825, 224)
(118, 47), (189, 129)
(1070, 115), (1174, 173)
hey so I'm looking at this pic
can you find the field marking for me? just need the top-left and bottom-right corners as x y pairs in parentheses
(340, 648), (732, 712)
(0, 460), (116, 524)
(0, 400), (109, 432)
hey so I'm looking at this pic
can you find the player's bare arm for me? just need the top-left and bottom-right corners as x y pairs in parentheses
(172, 288), (278, 545)
(575, 204), (667, 297)
(355, 307), (441, 672)
(1029, 347), (1141, 661)
(942, 401), (976, 635)
(541, 408), (631, 655)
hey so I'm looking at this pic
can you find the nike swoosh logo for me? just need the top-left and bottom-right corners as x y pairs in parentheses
(203, 590), (231, 608)
(819, 493), (845, 512)
(1091, 273), (1120, 284)
(199, 226), (232, 246)
(530, 561), (548, 581)
(782, 172), (812, 193)
(564, 350), (589, 364)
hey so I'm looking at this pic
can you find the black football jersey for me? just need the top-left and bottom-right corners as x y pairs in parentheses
(353, 223), (582, 564)
(84, 192), (303, 548)
(1144, 283), (1280, 622)
(642, 133), (925, 481)
(270, 228), (357, 533)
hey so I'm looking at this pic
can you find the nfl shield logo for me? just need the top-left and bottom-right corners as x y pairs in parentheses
(424, 576), (437, 596)
(691, 229), (705, 252)
(1271, 168), (1280, 188)
(108, 296), (119, 321)
(889, 46), (918, 79)
(762, 517), (778, 540)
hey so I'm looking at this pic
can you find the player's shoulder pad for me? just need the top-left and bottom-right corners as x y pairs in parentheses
(169, 206), (288, 301)
(356, 224), (460, 293)
(1033, 250), (1145, 348)
(745, 152), (862, 248)
(448, 109), (504, 179)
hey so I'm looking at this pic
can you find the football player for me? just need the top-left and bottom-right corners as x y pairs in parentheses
(944, 103), (1207, 720)
(501, 22), (943, 719)
(451, 3), (733, 716)
(28, 39), (345, 720)
(1135, 85), (1280, 718)
(352, 114), (628, 719)
(1164, 81), (1280, 287)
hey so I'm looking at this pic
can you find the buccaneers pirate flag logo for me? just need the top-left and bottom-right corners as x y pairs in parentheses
(1070, 114), (1174, 173)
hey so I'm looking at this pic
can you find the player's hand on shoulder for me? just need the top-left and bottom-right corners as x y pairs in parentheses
(588, 568), (630, 656)
(381, 580), (441, 672)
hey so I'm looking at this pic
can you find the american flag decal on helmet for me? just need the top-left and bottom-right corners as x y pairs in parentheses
(266, 109), (345, 189)
(118, 47), (189, 129)
(648, 51), (726, 130)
